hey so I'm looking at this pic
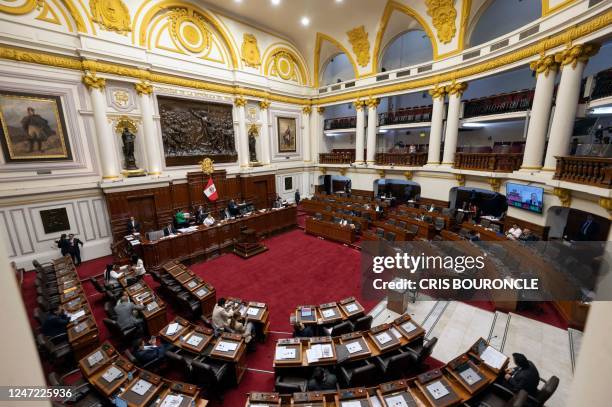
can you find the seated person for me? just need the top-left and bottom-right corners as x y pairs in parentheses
(133, 336), (170, 365)
(293, 321), (315, 338)
(230, 314), (256, 343)
(468, 230), (481, 242)
(41, 307), (69, 337)
(519, 228), (538, 242)
(114, 293), (144, 334)
(104, 264), (123, 288)
(130, 255), (146, 277)
(195, 205), (206, 224)
(203, 213), (216, 227)
(126, 216), (140, 234)
(174, 209), (188, 227)
(212, 297), (233, 331)
(163, 222), (177, 236)
(506, 224), (522, 240)
(227, 200), (239, 217)
(273, 195), (283, 208)
(307, 367), (338, 391)
(503, 353), (540, 397)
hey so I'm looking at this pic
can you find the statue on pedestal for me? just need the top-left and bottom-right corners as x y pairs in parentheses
(248, 125), (258, 163)
(121, 127), (138, 170)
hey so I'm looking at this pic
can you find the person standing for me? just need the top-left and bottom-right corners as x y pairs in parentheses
(295, 189), (301, 205)
(66, 234), (83, 266)
(577, 214), (599, 241)
(126, 216), (140, 234)
(56, 233), (68, 256)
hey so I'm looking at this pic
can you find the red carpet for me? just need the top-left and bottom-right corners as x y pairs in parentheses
(20, 227), (571, 405)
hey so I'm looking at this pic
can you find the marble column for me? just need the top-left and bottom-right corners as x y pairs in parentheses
(83, 72), (121, 180)
(366, 98), (380, 164)
(235, 97), (249, 167)
(258, 100), (271, 165)
(302, 106), (312, 162)
(543, 43), (600, 171)
(354, 100), (366, 164)
(135, 81), (163, 175)
(442, 82), (468, 166)
(520, 55), (559, 170)
(312, 107), (324, 164)
(427, 85), (447, 165)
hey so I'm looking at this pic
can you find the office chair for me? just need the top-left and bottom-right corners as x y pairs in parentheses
(373, 349), (414, 380)
(274, 375), (308, 393)
(48, 370), (93, 404)
(339, 360), (377, 388)
(473, 388), (529, 407)
(36, 333), (72, 365)
(423, 215), (433, 223)
(434, 217), (445, 232)
(330, 320), (354, 336)
(103, 302), (117, 319)
(352, 315), (373, 332)
(176, 292), (202, 320)
(405, 337), (438, 367)
(375, 228), (385, 238)
(102, 318), (139, 344)
(190, 359), (230, 400)
(385, 232), (396, 242)
(124, 348), (164, 371)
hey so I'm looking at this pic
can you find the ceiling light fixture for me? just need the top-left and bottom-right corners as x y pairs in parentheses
(301, 16), (310, 26)
(462, 122), (486, 128)
(336, 0), (343, 3)
(590, 107), (612, 115)
(271, 0), (280, 5)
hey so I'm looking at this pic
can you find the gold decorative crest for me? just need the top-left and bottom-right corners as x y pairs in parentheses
(199, 157), (214, 175)
(425, 0), (457, 44)
(241, 33), (261, 68)
(168, 8), (212, 54)
(403, 171), (413, 181)
(271, 51), (297, 81)
(455, 174), (465, 186)
(82, 72), (106, 89)
(90, 0), (131, 34)
(488, 178), (501, 192)
(112, 89), (130, 106)
(114, 115), (137, 134)
(347, 25), (370, 67)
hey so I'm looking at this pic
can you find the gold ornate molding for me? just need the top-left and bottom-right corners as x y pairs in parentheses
(90, 0), (131, 34)
(339, 167), (348, 176)
(302, 106), (312, 115)
(168, 8), (211, 54)
(353, 99), (366, 111)
(377, 169), (386, 178)
(455, 174), (465, 186)
(259, 100), (271, 110)
(445, 81), (468, 96)
(553, 187), (572, 207)
(346, 25), (371, 67)
(0, 0), (43, 15)
(529, 54), (559, 77)
(554, 42), (600, 69)
(320, 167), (327, 175)
(113, 115), (137, 134)
(134, 81), (153, 95)
(429, 85), (446, 100)
(241, 33), (261, 68)
(234, 96), (247, 107)
(403, 171), (413, 181)
(82, 72), (106, 90)
(488, 178), (501, 192)
(425, 0), (457, 44)
(599, 198), (611, 215)
(316, 106), (325, 114)
(365, 97), (380, 109)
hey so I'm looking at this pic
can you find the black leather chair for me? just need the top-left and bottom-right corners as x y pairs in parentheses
(339, 360), (377, 388)
(274, 375), (308, 393)
(385, 231), (396, 242)
(176, 293), (201, 320)
(375, 228), (385, 238)
(36, 333), (72, 365)
(434, 217), (445, 231)
(374, 349), (414, 380)
(190, 359), (230, 400)
(102, 318), (138, 344)
(526, 376), (559, 406)
(48, 369), (92, 403)
(124, 348), (163, 371)
(330, 320), (354, 336)
(405, 337), (438, 367)
(352, 315), (372, 332)
(165, 350), (188, 376)
(474, 386), (529, 407)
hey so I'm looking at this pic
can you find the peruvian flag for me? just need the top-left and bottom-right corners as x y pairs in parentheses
(203, 177), (218, 201)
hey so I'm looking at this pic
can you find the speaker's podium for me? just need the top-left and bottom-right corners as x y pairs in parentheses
(233, 227), (268, 258)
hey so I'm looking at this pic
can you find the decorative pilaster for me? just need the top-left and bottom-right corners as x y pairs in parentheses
(83, 72), (121, 180)
(235, 97), (249, 167)
(442, 81), (467, 165)
(302, 106), (312, 162)
(353, 99), (366, 164)
(366, 98), (380, 163)
(258, 100), (271, 165)
(134, 81), (163, 175)
(521, 54), (559, 171)
(427, 85), (447, 165)
(312, 106), (324, 164)
(553, 187), (572, 207)
(543, 43), (600, 171)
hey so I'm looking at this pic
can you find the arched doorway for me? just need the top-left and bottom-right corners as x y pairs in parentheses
(546, 206), (610, 241)
(450, 187), (508, 218)
(318, 175), (352, 195)
(374, 179), (421, 205)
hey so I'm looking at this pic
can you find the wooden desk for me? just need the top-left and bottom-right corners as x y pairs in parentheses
(226, 298), (271, 340)
(117, 371), (163, 407)
(125, 281), (168, 335)
(78, 342), (117, 378)
(246, 392), (281, 406)
(90, 356), (134, 397)
(376, 379), (425, 407)
(372, 221), (413, 241)
(210, 333), (248, 384)
(162, 262), (217, 317)
(67, 316), (99, 360)
(294, 297), (365, 327)
(305, 217), (356, 244)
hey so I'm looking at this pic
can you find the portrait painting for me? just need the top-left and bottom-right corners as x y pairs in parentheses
(277, 116), (296, 153)
(0, 91), (72, 162)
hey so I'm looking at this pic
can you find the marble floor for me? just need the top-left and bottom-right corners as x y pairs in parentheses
(369, 299), (582, 407)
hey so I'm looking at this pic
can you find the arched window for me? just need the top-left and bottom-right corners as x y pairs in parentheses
(321, 53), (354, 86)
(469, 0), (541, 47)
(380, 30), (433, 71)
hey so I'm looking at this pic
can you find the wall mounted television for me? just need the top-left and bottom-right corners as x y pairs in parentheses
(506, 183), (543, 213)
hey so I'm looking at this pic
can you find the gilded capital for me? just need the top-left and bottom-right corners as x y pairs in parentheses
(82, 72), (106, 90)
(553, 187), (571, 207)
(428, 85), (446, 100)
(353, 99), (366, 111)
(366, 98), (380, 109)
(234, 96), (247, 107)
(259, 100), (271, 110)
(316, 106), (325, 114)
(134, 81), (153, 95)
(554, 43), (600, 69)
(529, 54), (559, 77)
(445, 81), (468, 96)
(302, 106), (312, 115)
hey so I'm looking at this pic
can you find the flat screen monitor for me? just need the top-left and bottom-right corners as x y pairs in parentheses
(505, 183), (543, 213)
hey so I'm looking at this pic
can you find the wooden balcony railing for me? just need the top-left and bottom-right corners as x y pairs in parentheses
(319, 152), (355, 164)
(554, 156), (612, 188)
(375, 153), (428, 166)
(454, 153), (523, 172)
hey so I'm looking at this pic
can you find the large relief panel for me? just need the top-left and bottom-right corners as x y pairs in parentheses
(157, 96), (237, 166)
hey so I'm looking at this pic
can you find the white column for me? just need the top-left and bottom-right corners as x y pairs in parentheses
(520, 55), (559, 170)
(354, 100), (366, 164)
(543, 43), (599, 171)
(427, 86), (446, 165)
(442, 82), (467, 166)
(258, 101), (271, 165)
(83, 73), (121, 180)
(366, 98), (380, 164)
(135, 82), (163, 175)
(235, 97), (249, 167)
(311, 107), (323, 164)
(302, 106), (311, 162)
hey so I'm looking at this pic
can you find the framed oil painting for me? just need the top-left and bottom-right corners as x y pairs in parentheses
(0, 91), (72, 162)
(277, 116), (296, 153)
(40, 208), (70, 234)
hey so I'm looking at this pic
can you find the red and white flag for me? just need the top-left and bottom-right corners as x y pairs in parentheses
(203, 177), (218, 201)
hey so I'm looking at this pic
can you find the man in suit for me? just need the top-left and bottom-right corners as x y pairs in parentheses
(295, 189), (301, 205)
(114, 294), (144, 335)
(126, 216), (140, 234)
(195, 205), (206, 224)
(41, 307), (69, 338)
(307, 367), (338, 391)
(133, 337), (170, 366)
(163, 223), (176, 236)
(56, 233), (68, 256)
(503, 353), (540, 397)
(66, 234), (83, 266)
(227, 199), (239, 217)
(577, 214), (599, 241)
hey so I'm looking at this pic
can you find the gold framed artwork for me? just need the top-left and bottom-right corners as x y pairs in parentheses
(277, 116), (296, 153)
(0, 91), (71, 162)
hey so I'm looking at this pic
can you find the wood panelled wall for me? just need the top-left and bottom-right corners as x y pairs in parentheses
(105, 170), (276, 241)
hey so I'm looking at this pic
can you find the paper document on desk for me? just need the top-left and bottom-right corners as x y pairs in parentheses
(275, 346), (296, 360)
(321, 308), (336, 319)
(426, 381), (449, 400)
(384, 395), (409, 407)
(480, 346), (506, 369)
(401, 322), (417, 333)
(301, 307), (312, 317)
(146, 301), (158, 312)
(102, 366), (122, 383)
(390, 327), (403, 339)
(346, 341), (363, 354)
(459, 367), (481, 385)
(376, 332), (392, 345)
(345, 303), (359, 313)
(87, 351), (103, 367)
(195, 288), (208, 297)
(166, 322), (179, 336)
(340, 401), (361, 407)
(306, 344), (332, 363)
(186, 334), (203, 347)
(160, 394), (183, 407)
(131, 379), (152, 396)
(246, 307), (260, 316)
(69, 309), (86, 322)
(216, 341), (238, 352)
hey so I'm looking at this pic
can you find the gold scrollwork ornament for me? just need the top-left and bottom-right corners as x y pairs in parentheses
(82, 72), (106, 90)
(529, 54), (559, 77)
(134, 81), (153, 95)
(302, 106), (312, 115)
(425, 0), (457, 44)
(346, 25), (371, 67)
(114, 115), (137, 134)
(168, 8), (211, 54)
(429, 85), (446, 100)
(445, 81), (468, 96)
(554, 43), (600, 69)
(259, 100), (271, 110)
(90, 0), (131, 34)
(241, 34), (261, 68)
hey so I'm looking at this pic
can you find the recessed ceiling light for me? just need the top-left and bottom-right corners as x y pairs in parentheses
(271, 0), (280, 5)
(301, 16), (310, 26)
(234, 0), (242, 3)
(336, 0), (343, 3)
